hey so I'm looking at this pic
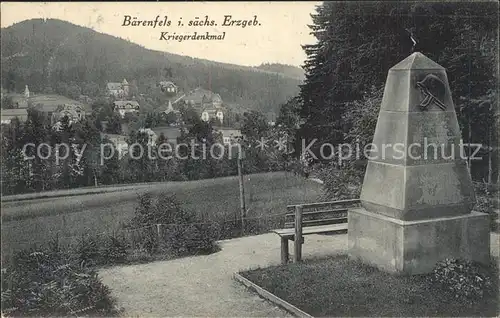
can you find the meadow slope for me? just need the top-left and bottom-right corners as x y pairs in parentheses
(2, 172), (323, 255)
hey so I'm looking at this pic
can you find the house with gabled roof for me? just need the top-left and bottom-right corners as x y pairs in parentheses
(113, 100), (140, 118)
(158, 81), (177, 95)
(107, 79), (130, 99)
(1, 108), (28, 125)
(30, 94), (92, 126)
(176, 87), (226, 123)
(151, 126), (182, 145)
(100, 132), (129, 159)
(201, 107), (224, 124)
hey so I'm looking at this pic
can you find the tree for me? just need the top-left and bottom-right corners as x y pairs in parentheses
(163, 111), (178, 125)
(105, 114), (122, 135)
(156, 132), (169, 181)
(276, 97), (301, 136)
(175, 115), (237, 180)
(91, 99), (114, 121)
(1, 118), (29, 194)
(81, 81), (101, 97)
(239, 110), (274, 173)
(144, 113), (159, 129)
(276, 96), (302, 161)
(241, 111), (269, 141)
(23, 109), (51, 191)
(54, 116), (78, 188)
(100, 136), (121, 185)
(1, 96), (15, 109)
(129, 79), (139, 98)
(342, 85), (384, 153)
(298, 1), (498, 168)
(314, 86), (384, 200)
(178, 102), (200, 126)
(126, 130), (154, 183)
(5, 70), (17, 92)
(75, 119), (102, 187)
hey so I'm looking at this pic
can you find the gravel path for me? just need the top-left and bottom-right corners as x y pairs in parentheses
(99, 232), (499, 317)
(99, 232), (348, 317)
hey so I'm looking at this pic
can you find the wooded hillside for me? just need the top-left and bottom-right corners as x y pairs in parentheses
(1, 19), (302, 114)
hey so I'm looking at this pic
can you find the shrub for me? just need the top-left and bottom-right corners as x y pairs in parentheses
(475, 195), (494, 214)
(128, 192), (220, 256)
(318, 163), (363, 200)
(1, 248), (117, 317)
(139, 230), (159, 255)
(287, 158), (312, 178)
(71, 233), (129, 266)
(430, 258), (496, 302)
(473, 181), (498, 196)
(162, 222), (220, 256)
(192, 222), (221, 252)
(474, 195), (497, 230)
(74, 235), (101, 266)
(99, 234), (129, 265)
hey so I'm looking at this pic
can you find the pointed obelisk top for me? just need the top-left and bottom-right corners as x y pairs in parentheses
(390, 52), (444, 70)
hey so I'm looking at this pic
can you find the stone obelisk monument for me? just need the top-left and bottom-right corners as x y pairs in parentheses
(348, 52), (490, 275)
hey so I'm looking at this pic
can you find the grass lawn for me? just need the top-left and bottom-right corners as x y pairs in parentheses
(2, 172), (323, 255)
(241, 255), (499, 317)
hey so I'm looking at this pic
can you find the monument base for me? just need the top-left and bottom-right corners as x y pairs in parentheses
(348, 208), (490, 275)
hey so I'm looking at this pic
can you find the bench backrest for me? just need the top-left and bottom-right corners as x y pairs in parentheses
(284, 199), (361, 229)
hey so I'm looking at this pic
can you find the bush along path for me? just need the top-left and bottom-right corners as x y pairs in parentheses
(0, 193), (223, 317)
(1, 244), (120, 317)
(0, 187), (283, 317)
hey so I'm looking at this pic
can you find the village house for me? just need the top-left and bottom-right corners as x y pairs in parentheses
(100, 133), (129, 159)
(157, 81), (184, 121)
(132, 126), (183, 148)
(78, 94), (93, 105)
(113, 100), (140, 118)
(203, 92), (223, 108)
(29, 94), (92, 127)
(2, 87), (92, 127)
(138, 128), (158, 146)
(201, 107), (224, 123)
(151, 126), (182, 145)
(1, 108), (29, 125)
(158, 81), (177, 95)
(180, 87), (210, 109)
(56, 104), (86, 122)
(6, 94), (28, 109)
(2, 85), (30, 109)
(158, 100), (181, 119)
(181, 87), (223, 110)
(107, 79), (130, 99)
(215, 127), (242, 145)
(177, 87), (226, 123)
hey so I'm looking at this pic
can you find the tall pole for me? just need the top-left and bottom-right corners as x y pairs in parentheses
(237, 156), (246, 235)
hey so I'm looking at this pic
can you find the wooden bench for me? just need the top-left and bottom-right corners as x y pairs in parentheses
(272, 199), (360, 264)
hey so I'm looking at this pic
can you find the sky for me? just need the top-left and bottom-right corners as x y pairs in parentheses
(0, 2), (321, 67)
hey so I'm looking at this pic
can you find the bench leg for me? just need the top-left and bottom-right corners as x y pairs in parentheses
(280, 237), (289, 264)
(293, 236), (302, 263)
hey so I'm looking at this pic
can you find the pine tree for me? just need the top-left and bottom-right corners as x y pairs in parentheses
(1, 118), (28, 194)
(156, 132), (173, 181)
(23, 108), (51, 191)
(75, 119), (101, 187)
(100, 136), (121, 185)
(298, 1), (497, 168)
